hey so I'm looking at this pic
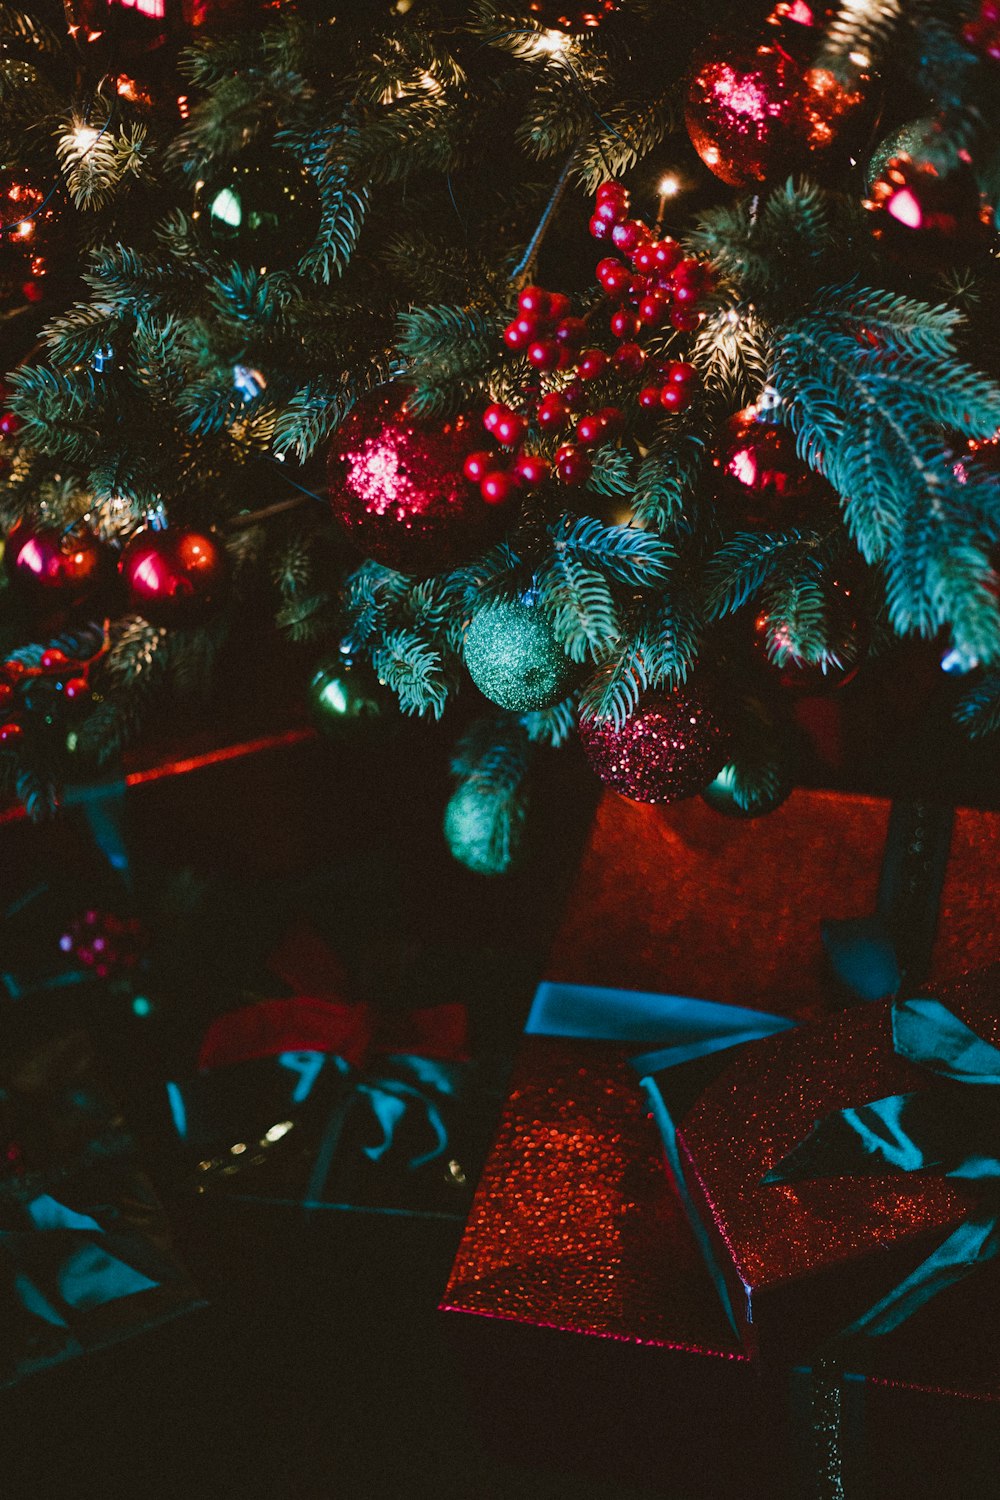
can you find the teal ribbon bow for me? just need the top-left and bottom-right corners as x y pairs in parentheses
(764, 996), (1000, 1339)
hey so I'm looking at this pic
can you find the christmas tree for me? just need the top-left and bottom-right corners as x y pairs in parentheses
(2, 0), (1000, 869)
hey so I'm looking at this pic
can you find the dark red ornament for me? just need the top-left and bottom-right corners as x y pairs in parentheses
(751, 578), (868, 695)
(712, 407), (829, 527)
(4, 520), (109, 612)
(59, 908), (144, 980)
(578, 684), (730, 803)
(120, 526), (228, 625)
(685, 6), (872, 187)
(327, 386), (498, 575)
(865, 122), (985, 260)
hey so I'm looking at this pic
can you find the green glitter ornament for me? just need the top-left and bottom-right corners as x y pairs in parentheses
(443, 781), (525, 876)
(463, 598), (577, 713)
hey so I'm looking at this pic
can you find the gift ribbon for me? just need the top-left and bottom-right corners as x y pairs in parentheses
(765, 992), (1000, 1341)
(822, 801), (953, 1003)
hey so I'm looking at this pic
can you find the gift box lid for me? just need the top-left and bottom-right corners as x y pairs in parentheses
(674, 970), (1000, 1359)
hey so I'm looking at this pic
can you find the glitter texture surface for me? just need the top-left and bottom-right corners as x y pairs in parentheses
(327, 386), (491, 575)
(685, 13), (870, 187)
(442, 1038), (743, 1355)
(463, 600), (578, 713)
(578, 687), (730, 804)
(676, 969), (1000, 1365)
(544, 790), (1000, 1018)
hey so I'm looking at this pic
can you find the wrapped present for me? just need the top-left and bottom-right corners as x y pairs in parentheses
(664, 965), (1000, 1381)
(0, 1026), (203, 1388)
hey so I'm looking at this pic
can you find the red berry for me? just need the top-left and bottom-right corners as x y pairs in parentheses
(554, 317), (587, 349)
(554, 444), (593, 485)
(63, 676), (90, 700)
(483, 403), (506, 434)
(0, 683), (13, 710)
(673, 281), (701, 307)
(638, 386), (663, 410)
(537, 393), (570, 429)
(41, 648), (70, 672)
(609, 309), (640, 340)
(665, 360), (697, 386)
(555, 346), (575, 371)
(670, 307), (701, 332)
(632, 244), (657, 273)
(0, 721), (23, 744)
(611, 220), (648, 253)
(575, 412), (608, 446)
(518, 285), (552, 319)
(527, 339), (560, 371)
(513, 453), (549, 486)
(638, 294), (668, 327)
(21, 281), (44, 304)
(596, 181), (629, 213)
(464, 450), (494, 482)
(576, 348), (609, 381)
(563, 380), (587, 410)
(660, 384), (691, 412)
(0, 410), (22, 439)
(612, 342), (645, 375)
(504, 321), (530, 350)
(494, 410), (527, 446)
(589, 215), (613, 241)
(672, 257), (704, 286)
(653, 239), (682, 273)
(597, 406), (625, 437)
(593, 197), (624, 225)
(1, 659), (26, 684)
(480, 471), (520, 506)
(598, 263), (631, 297)
(548, 293), (571, 322)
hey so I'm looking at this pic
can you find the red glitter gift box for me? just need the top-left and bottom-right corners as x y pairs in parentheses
(671, 966), (1000, 1384)
(443, 788), (1000, 1450)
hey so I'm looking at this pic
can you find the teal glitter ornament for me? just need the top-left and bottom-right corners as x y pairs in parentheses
(463, 598), (577, 713)
(443, 781), (525, 876)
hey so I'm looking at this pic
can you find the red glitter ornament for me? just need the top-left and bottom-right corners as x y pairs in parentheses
(120, 525), (228, 625)
(327, 386), (498, 575)
(712, 407), (827, 527)
(578, 685), (730, 804)
(685, 7), (872, 187)
(4, 520), (110, 613)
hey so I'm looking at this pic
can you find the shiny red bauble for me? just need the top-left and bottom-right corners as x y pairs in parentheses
(712, 408), (828, 528)
(327, 386), (501, 575)
(751, 578), (869, 695)
(4, 521), (110, 612)
(578, 684), (730, 804)
(120, 526), (228, 625)
(685, 7), (872, 187)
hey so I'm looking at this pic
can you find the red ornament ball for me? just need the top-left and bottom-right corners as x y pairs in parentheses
(865, 122), (985, 259)
(751, 579), (868, 695)
(685, 8), (872, 187)
(120, 526), (228, 625)
(327, 387), (498, 575)
(4, 520), (109, 612)
(578, 685), (730, 804)
(712, 407), (827, 527)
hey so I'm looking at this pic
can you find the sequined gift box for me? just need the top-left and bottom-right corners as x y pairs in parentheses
(668, 967), (1000, 1380)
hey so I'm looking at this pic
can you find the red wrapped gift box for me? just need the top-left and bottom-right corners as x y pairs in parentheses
(673, 967), (1000, 1380)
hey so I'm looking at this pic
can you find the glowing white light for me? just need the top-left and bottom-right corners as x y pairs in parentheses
(534, 28), (569, 56)
(73, 126), (100, 153)
(264, 1121), (294, 1143)
(658, 174), (681, 199)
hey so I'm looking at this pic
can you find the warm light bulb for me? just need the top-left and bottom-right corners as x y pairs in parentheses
(658, 174), (681, 198)
(73, 126), (100, 152)
(534, 28), (569, 56)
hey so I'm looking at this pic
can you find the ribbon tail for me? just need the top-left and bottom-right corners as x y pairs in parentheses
(836, 1211), (1000, 1341)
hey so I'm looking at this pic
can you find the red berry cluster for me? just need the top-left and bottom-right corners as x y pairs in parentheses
(0, 645), (94, 745)
(59, 908), (145, 980)
(467, 181), (711, 500)
(964, 0), (1000, 59)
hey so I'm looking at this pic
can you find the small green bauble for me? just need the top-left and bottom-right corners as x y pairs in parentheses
(463, 599), (576, 713)
(194, 147), (319, 271)
(309, 659), (390, 735)
(443, 781), (524, 876)
(701, 758), (793, 819)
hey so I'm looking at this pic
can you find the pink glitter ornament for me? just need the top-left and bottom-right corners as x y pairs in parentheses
(327, 386), (498, 575)
(578, 686), (730, 804)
